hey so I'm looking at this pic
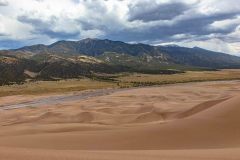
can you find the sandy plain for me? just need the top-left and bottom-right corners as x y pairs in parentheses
(1, 80), (240, 160)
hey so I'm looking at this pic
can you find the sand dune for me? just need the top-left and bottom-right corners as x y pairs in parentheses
(132, 109), (167, 123)
(1, 96), (239, 150)
(176, 98), (229, 119)
(1, 81), (240, 159)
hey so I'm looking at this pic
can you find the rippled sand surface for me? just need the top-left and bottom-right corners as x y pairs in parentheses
(1, 81), (240, 160)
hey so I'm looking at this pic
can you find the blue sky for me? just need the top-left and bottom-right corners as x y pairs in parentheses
(0, 0), (240, 55)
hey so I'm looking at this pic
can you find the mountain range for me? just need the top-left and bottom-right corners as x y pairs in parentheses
(1, 38), (240, 85)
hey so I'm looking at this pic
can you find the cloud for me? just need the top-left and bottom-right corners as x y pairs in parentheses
(175, 38), (240, 56)
(208, 16), (240, 32)
(128, 1), (190, 22)
(0, 0), (8, 6)
(17, 15), (81, 39)
(0, 0), (239, 55)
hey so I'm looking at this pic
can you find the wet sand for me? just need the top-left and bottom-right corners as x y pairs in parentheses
(1, 80), (240, 159)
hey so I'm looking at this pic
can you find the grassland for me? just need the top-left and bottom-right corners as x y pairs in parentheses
(0, 79), (116, 97)
(1, 69), (240, 97)
(117, 69), (240, 87)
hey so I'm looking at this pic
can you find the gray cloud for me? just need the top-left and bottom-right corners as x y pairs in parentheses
(128, 1), (190, 22)
(0, 0), (8, 6)
(17, 15), (80, 39)
(107, 12), (239, 44)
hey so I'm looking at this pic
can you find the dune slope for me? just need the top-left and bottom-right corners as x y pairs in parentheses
(0, 95), (240, 150)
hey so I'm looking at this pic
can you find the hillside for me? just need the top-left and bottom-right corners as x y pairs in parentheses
(159, 46), (240, 68)
(1, 38), (240, 85)
(16, 38), (240, 69)
(0, 51), (129, 85)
